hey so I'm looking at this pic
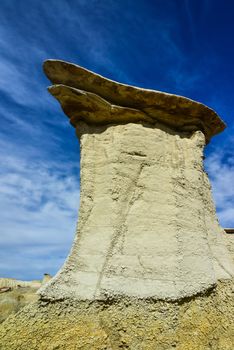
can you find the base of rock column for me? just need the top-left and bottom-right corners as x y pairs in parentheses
(0, 280), (233, 350)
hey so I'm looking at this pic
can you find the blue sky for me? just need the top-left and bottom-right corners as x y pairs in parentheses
(0, 0), (233, 280)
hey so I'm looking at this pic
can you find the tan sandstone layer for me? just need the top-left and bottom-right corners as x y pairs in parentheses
(0, 280), (233, 350)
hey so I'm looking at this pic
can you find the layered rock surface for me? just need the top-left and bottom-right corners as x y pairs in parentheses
(39, 60), (233, 302)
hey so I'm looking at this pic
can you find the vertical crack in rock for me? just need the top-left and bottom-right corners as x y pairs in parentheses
(94, 158), (146, 297)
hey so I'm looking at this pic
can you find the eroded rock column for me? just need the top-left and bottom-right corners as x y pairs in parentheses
(40, 60), (233, 301)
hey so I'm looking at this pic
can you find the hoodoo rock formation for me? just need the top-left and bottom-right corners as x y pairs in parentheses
(0, 60), (233, 350)
(39, 59), (233, 302)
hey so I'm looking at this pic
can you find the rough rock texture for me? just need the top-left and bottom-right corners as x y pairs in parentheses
(1, 240), (233, 326)
(39, 122), (233, 301)
(224, 233), (234, 263)
(0, 281), (233, 350)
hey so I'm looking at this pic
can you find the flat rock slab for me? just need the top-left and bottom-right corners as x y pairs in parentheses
(43, 59), (225, 143)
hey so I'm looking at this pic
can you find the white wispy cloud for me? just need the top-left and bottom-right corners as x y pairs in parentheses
(0, 1), (116, 281)
(0, 147), (80, 280)
(205, 142), (234, 228)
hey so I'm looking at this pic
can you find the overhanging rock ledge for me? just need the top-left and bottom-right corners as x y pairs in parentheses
(43, 59), (225, 144)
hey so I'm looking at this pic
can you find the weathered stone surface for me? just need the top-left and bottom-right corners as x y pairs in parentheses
(43, 59), (225, 143)
(40, 122), (234, 301)
(1, 235), (234, 327)
(224, 232), (234, 263)
(38, 60), (234, 302)
(0, 281), (233, 350)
